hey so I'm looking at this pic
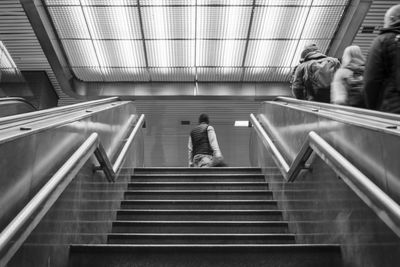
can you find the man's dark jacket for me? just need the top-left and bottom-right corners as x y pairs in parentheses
(364, 22), (400, 113)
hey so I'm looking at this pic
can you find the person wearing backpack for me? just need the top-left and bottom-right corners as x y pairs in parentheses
(364, 4), (400, 114)
(331, 45), (366, 107)
(292, 43), (340, 103)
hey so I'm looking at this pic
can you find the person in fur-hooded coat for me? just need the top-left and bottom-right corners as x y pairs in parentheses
(331, 45), (366, 107)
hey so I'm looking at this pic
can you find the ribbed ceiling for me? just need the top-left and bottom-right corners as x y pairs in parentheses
(352, 0), (400, 56)
(0, 0), (397, 105)
(44, 0), (350, 83)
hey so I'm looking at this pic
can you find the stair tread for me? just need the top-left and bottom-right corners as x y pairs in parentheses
(125, 190), (271, 192)
(117, 209), (282, 213)
(108, 233), (295, 237)
(121, 200), (277, 202)
(71, 244), (340, 249)
(129, 182), (267, 184)
(114, 220), (288, 224)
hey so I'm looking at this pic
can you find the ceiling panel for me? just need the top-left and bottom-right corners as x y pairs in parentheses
(197, 40), (246, 67)
(62, 40), (99, 67)
(83, 7), (142, 39)
(251, 6), (308, 39)
(101, 67), (150, 81)
(146, 40), (195, 67)
(48, 7), (90, 39)
(301, 6), (346, 38)
(243, 67), (292, 82)
(149, 68), (195, 81)
(197, 6), (252, 39)
(245, 40), (298, 67)
(197, 67), (243, 82)
(93, 40), (146, 67)
(140, 0), (195, 5)
(141, 6), (195, 39)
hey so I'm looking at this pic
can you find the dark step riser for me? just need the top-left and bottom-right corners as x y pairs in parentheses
(112, 224), (288, 234)
(120, 202), (279, 210)
(131, 177), (265, 183)
(116, 213), (282, 221)
(69, 246), (343, 267)
(128, 184), (269, 190)
(124, 192), (272, 200)
(107, 236), (295, 244)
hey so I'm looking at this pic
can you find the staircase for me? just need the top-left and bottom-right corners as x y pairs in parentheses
(69, 167), (343, 267)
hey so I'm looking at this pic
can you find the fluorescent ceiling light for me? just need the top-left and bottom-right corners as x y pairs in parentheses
(234, 121), (250, 127)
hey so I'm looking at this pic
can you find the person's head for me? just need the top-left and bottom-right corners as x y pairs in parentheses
(300, 42), (320, 60)
(198, 113), (209, 124)
(342, 45), (365, 67)
(384, 4), (400, 28)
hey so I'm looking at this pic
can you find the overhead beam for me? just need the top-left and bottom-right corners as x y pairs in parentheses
(328, 0), (373, 58)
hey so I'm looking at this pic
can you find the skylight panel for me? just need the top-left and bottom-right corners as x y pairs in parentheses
(251, 6), (308, 39)
(141, 6), (195, 39)
(301, 6), (346, 38)
(312, 0), (349, 6)
(93, 40), (146, 67)
(245, 40), (298, 67)
(197, 68), (243, 82)
(149, 68), (195, 81)
(255, 0), (312, 5)
(83, 7), (142, 39)
(140, 0), (195, 5)
(244, 67), (292, 82)
(62, 40), (99, 67)
(197, 6), (251, 39)
(81, 0), (137, 5)
(101, 67), (150, 81)
(198, 0), (253, 5)
(45, 0), (80, 5)
(197, 40), (246, 67)
(146, 40), (195, 67)
(48, 7), (90, 39)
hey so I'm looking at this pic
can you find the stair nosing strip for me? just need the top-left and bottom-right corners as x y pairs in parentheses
(113, 220), (288, 224)
(117, 209), (282, 213)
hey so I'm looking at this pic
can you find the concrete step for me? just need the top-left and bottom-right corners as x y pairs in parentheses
(69, 244), (343, 267)
(112, 221), (289, 234)
(133, 167), (265, 175)
(131, 174), (266, 183)
(128, 182), (269, 190)
(107, 233), (295, 244)
(116, 209), (283, 221)
(120, 200), (279, 210)
(124, 190), (273, 200)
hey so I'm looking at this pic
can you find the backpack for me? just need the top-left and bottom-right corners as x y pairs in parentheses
(303, 57), (340, 103)
(345, 68), (365, 107)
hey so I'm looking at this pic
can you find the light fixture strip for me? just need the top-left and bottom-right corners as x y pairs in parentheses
(78, 0), (104, 81)
(289, 0), (315, 68)
(136, 0), (151, 81)
(240, 0), (256, 81)
(194, 0), (198, 82)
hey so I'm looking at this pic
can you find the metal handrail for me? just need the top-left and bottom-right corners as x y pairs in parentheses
(0, 97), (119, 126)
(0, 114), (145, 266)
(0, 97), (37, 111)
(275, 96), (400, 122)
(250, 113), (400, 238)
